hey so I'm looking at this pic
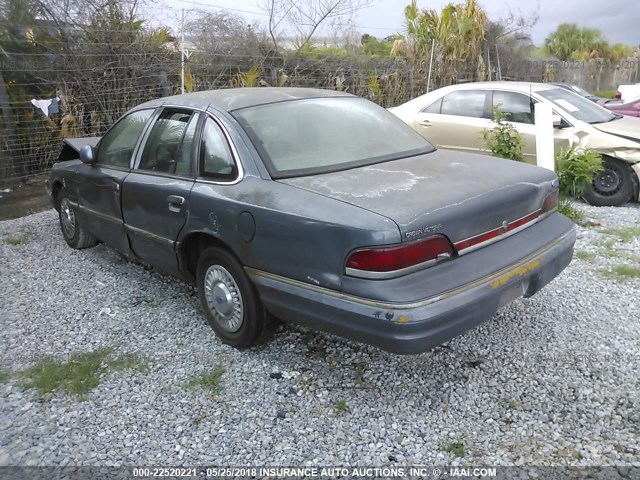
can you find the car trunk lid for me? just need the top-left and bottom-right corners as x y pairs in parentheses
(279, 150), (558, 253)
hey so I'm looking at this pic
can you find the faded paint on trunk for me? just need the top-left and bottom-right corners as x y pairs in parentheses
(280, 150), (557, 244)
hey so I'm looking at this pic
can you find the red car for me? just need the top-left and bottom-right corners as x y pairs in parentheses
(601, 97), (640, 117)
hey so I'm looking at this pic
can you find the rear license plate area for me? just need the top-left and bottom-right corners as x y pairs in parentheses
(497, 281), (528, 309)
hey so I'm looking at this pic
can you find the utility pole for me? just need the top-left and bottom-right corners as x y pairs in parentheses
(181, 8), (185, 95)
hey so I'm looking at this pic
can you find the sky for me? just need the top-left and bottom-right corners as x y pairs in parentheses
(161, 0), (640, 46)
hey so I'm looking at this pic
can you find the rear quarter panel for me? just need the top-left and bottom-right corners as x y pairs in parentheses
(184, 176), (401, 290)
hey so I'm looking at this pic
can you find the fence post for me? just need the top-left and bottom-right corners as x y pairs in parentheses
(0, 70), (20, 182)
(426, 39), (435, 93)
(535, 102), (555, 172)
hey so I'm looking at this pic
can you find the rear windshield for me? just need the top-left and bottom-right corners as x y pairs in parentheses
(233, 97), (434, 178)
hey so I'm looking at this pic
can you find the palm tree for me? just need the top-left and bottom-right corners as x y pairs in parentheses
(395, 0), (487, 86)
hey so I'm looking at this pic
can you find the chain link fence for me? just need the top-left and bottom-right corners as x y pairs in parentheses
(1, 20), (636, 185)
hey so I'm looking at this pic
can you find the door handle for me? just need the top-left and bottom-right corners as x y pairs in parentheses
(167, 195), (185, 213)
(417, 120), (432, 127)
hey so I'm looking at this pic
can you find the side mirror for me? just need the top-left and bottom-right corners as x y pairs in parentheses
(79, 145), (96, 164)
(551, 113), (563, 128)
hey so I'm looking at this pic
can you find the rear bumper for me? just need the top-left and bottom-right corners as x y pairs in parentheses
(247, 224), (576, 355)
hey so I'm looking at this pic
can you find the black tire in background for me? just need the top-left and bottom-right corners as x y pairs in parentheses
(57, 193), (98, 249)
(583, 157), (635, 207)
(196, 246), (275, 349)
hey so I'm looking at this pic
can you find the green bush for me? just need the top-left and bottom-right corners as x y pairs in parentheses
(555, 148), (603, 198)
(482, 107), (525, 161)
(593, 90), (617, 99)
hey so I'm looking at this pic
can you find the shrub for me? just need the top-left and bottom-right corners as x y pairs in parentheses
(482, 107), (525, 161)
(555, 148), (603, 198)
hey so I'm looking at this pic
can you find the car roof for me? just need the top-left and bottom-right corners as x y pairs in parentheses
(135, 87), (354, 112)
(438, 81), (559, 92)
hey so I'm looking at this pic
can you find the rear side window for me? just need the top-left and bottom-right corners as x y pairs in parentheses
(441, 90), (488, 118)
(493, 91), (535, 124)
(139, 109), (200, 176)
(199, 117), (237, 180)
(422, 98), (442, 114)
(97, 109), (153, 168)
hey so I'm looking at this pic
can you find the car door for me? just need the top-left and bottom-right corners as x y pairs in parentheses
(121, 108), (201, 277)
(76, 108), (155, 255)
(491, 90), (538, 164)
(413, 89), (492, 153)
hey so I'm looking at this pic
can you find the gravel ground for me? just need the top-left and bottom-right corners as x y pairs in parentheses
(0, 203), (639, 467)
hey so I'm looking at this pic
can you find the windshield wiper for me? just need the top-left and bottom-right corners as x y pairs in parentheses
(589, 114), (623, 124)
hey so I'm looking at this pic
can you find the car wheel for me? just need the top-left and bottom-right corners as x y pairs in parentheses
(58, 195), (98, 249)
(582, 157), (634, 207)
(196, 246), (275, 349)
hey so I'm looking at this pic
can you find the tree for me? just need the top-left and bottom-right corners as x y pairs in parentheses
(544, 23), (603, 61)
(259, 0), (373, 54)
(394, 0), (488, 85)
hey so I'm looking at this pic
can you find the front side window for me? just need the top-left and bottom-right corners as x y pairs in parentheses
(199, 117), (237, 180)
(493, 91), (535, 124)
(97, 109), (153, 168)
(441, 90), (488, 118)
(139, 109), (199, 176)
(233, 97), (434, 179)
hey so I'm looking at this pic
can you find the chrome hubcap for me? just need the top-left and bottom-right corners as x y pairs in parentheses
(204, 265), (243, 333)
(60, 198), (76, 238)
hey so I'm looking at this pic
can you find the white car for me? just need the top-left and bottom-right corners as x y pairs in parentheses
(389, 81), (640, 206)
(616, 84), (640, 101)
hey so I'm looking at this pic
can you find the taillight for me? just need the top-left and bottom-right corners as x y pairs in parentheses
(345, 235), (454, 278)
(542, 189), (559, 214)
(615, 91), (621, 100)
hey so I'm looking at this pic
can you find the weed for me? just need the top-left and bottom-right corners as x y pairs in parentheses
(20, 347), (149, 397)
(555, 148), (603, 198)
(558, 198), (586, 225)
(0, 368), (9, 383)
(333, 399), (348, 413)
(20, 348), (113, 396)
(482, 107), (525, 161)
(574, 251), (596, 261)
(108, 353), (149, 372)
(186, 365), (225, 393)
(600, 265), (640, 281)
(598, 226), (640, 243)
(3, 232), (31, 245)
(443, 441), (465, 458)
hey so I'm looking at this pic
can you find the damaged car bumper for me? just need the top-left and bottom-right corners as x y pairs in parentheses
(248, 214), (576, 355)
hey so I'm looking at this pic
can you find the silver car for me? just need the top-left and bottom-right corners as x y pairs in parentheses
(390, 81), (640, 206)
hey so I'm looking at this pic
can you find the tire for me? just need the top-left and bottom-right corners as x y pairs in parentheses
(196, 246), (275, 349)
(57, 194), (98, 249)
(583, 157), (635, 207)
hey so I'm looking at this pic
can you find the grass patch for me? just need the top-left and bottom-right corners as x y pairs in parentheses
(600, 265), (640, 281)
(593, 90), (617, 99)
(0, 368), (9, 383)
(574, 251), (596, 261)
(20, 347), (148, 397)
(443, 441), (465, 458)
(333, 399), (348, 413)
(186, 365), (225, 393)
(3, 232), (31, 245)
(107, 353), (149, 372)
(595, 238), (617, 252)
(558, 199), (586, 225)
(598, 226), (640, 243)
